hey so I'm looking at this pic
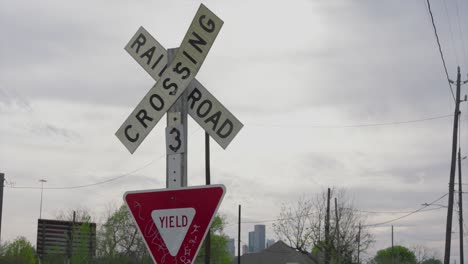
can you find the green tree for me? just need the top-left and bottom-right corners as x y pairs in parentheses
(97, 204), (151, 263)
(421, 258), (442, 264)
(373, 245), (417, 264)
(3, 236), (37, 264)
(71, 221), (93, 264)
(195, 215), (232, 264)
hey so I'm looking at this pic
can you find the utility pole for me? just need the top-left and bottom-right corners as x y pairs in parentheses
(325, 188), (331, 264)
(392, 225), (394, 264)
(444, 67), (468, 264)
(0, 173), (4, 243)
(335, 197), (340, 264)
(459, 149), (466, 264)
(238, 204), (241, 264)
(205, 132), (211, 264)
(357, 223), (361, 264)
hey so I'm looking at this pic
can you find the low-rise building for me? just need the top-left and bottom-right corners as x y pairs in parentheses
(231, 241), (319, 264)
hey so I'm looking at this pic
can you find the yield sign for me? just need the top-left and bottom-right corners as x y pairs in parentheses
(124, 185), (226, 264)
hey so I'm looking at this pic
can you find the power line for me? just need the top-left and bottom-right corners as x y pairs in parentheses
(249, 114), (452, 128)
(454, 0), (468, 68)
(4, 114), (452, 190)
(442, 0), (460, 66)
(364, 192), (448, 227)
(5, 127), (204, 190)
(224, 196), (448, 227)
(6, 154), (165, 190)
(358, 206), (446, 215)
(426, 0), (456, 102)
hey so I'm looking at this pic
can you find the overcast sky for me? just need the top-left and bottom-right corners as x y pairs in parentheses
(1, 0), (468, 262)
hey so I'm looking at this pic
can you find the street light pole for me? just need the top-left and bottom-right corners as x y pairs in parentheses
(39, 179), (47, 219)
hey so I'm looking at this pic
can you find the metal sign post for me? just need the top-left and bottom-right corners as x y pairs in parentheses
(165, 48), (188, 188)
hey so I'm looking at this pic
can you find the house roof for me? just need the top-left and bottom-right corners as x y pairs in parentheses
(231, 241), (319, 264)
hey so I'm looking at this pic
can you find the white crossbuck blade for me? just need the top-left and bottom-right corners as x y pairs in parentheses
(116, 4), (243, 153)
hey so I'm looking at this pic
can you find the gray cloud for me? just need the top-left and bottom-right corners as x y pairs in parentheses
(2, 0), (468, 260)
(27, 123), (81, 142)
(0, 87), (32, 112)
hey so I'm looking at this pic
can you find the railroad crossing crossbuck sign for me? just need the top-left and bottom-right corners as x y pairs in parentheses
(116, 4), (243, 153)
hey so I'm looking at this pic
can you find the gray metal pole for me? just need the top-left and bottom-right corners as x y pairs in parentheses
(39, 179), (46, 219)
(325, 188), (331, 264)
(0, 173), (4, 243)
(357, 223), (361, 264)
(166, 48), (188, 189)
(205, 132), (211, 186)
(392, 225), (394, 264)
(205, 132), (211, 264)
(238, 204), (241, 264)
(335, 198), (340, 264)
(458, 148), (464, 264)
(444, 67), (462, 264)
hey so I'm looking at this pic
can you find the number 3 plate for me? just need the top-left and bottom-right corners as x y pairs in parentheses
(166, 124), (185, 154)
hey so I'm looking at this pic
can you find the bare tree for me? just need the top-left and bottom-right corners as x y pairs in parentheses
(411, 245), (441, 264)
(97, 204), (150, 263)
(55, 207), (92, 222)
(273, 196), (317, 252)
(331, 189), (373, 263)
(273, 188), (373, 262)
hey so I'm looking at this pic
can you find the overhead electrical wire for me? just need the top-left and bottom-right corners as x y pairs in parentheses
(363, 192), (448, 227)
(5, 127), (204, 190)
(442, 0), (460, 66)
(5, 114), (451, 190)
(6, 154), (165, 190)
(453, 0), (468, 68)
(357, 206), (446, 215)
(224, 195), (448, 227)
(426, 0), (456, 102)
(250, 114), (452, 129)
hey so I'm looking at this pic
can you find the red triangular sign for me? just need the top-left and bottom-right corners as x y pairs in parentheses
(124, 184), (226, 264)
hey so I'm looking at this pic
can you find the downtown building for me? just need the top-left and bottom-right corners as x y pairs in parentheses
(227, 238), (235, 257)
(248, 224), (266, 253)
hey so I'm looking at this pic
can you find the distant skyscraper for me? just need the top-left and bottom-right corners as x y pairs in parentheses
(227, 238), (235, 257)
(248, 231), (255, 253)
(242, 244), (249, 255)
(266, 239), (275, 248)
(253, 224), (266, 252)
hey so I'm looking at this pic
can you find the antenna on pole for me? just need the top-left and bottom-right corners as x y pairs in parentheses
(39, 179), (47, 219)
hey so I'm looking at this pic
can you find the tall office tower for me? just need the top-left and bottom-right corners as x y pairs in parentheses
(248, 231), (255, 253)
(253, 224), (266, 252)
(227, 238), (235, 257)
(242, 244), (249, 255)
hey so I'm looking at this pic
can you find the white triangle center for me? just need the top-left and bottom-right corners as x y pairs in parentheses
(151, 208), (196, 256)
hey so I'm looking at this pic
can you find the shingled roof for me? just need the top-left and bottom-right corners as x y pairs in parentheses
(231, 241), (319, 264)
